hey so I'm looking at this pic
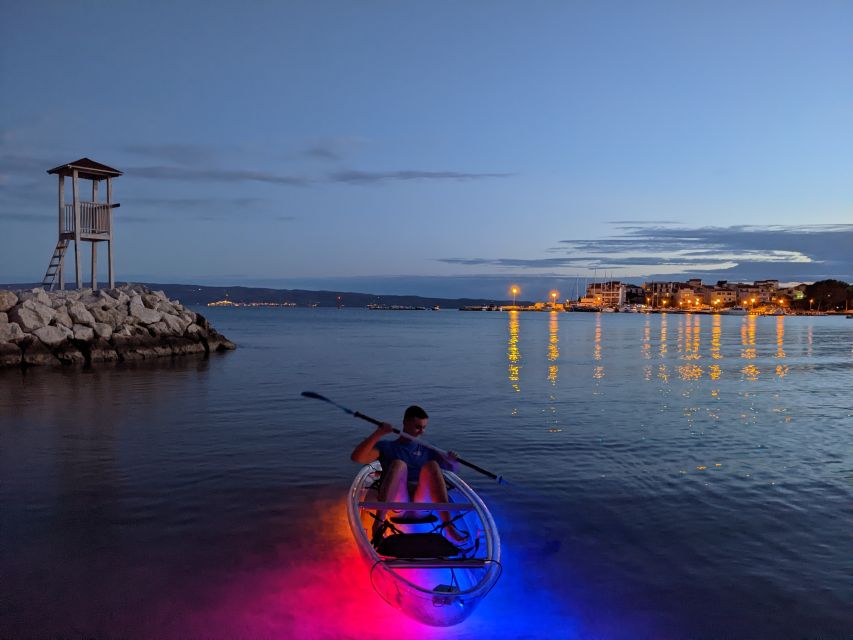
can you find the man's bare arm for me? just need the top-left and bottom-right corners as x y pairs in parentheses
(351, 422), (394, 463)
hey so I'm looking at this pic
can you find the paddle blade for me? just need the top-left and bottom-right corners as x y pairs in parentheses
(301, 391), (328, 401)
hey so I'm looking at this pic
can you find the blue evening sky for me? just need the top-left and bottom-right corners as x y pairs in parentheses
(1, 1), (851, 298)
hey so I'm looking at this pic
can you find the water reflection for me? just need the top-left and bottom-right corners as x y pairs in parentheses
(709, 313), (722, 381)
(547, 312), (559, 385)
(507, 311), (521, 393)
(775, 316), (788, 378)
(592, 314), (604, 381)
(741, 315), (759, 380)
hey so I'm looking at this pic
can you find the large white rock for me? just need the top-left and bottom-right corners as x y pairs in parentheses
(33, 324), (72, 347)
(53, 306), (73, 328)
(9, 300), (55, 332)
(67, 301), (96, 325)
(161, 312), (186, 334)
(19, 289), (52, 307)
(72, 324), (95, 341)
(0, 322), (25, 342)
(130, 297), (161, 325)
(93, 322), (113, 340)
(0, 290), (19, 312)
(98, 291), (118, 308)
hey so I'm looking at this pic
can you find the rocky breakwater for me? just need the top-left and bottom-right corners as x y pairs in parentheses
(0, 285), (235, 368)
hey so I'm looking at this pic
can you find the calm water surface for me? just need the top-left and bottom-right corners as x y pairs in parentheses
(1, 309), (851, 639)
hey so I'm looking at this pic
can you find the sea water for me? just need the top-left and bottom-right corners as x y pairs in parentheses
(1, 309), (851, 639)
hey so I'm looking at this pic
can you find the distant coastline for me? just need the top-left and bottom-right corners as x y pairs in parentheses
(0, 282), (525, 310)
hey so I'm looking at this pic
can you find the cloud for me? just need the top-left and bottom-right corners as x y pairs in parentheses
(131, 196), (267, 209)
(607, 219), (681, 225)
(439, 257), (588, 268)
(441, 224), (853, 283)
(125, 165), (512, 186)
(0, 211), (54, 223)
(127, 165), (312, 186)
(328, 169), (514, 184)
(302, 145), (341, 161)
(122, 144), (219, 166)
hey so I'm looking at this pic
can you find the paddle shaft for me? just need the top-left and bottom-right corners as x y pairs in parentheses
(301, 391), (504, 483)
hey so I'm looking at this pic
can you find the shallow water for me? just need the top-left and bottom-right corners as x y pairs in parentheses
(1, 309), (851, 639)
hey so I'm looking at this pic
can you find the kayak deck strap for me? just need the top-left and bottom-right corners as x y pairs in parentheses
(358, 501), (474, 512)
(383, 559), (487, 569)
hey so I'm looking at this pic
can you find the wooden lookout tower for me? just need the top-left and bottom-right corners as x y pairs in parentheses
(43, 158), (122, 291)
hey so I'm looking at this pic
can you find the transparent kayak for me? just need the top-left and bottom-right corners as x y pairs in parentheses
(347, 461), (502, 626)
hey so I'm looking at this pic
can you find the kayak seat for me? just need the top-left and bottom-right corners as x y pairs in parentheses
(375, 532), (462, 559)
(390, 513), (438, 525)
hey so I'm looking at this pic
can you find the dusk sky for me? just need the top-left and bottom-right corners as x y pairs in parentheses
(2, 1), (851, 298)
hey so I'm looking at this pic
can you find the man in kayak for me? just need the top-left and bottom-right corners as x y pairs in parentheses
(351, 405), (468, 543)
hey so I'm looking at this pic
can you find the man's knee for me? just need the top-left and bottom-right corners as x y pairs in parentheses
(388, 459), (408, 474)
(419, 460), (441, 476)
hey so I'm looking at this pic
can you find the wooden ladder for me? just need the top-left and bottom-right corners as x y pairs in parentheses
(42, 239), (69, 291)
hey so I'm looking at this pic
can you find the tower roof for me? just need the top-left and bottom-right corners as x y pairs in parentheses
(47, 158), (123, 181)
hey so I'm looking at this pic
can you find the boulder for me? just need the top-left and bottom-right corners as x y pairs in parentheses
(186, 323), (206, 339)
(9, 300), (55, 332)
(97, 291), (118, 308)
(0, 290), (18, 312)
(161, 313), (187, 335)
(73, 324), (95, 341)
(129, 297), (161, 325)
(33, 324), (72, 348)
(156, 301), (177, 315)
(149, 321), (169, 336)
(53, 306), (73, 328)
(93, 323), (113, 340)
(0, 322), (25, 342)
(142, 293), (161, 309)
(166, 336), (207, 355)
(0, 342), (22, 367)
(54, 343), (86, 366)
(89, 338), (119, 363)
(22, 340), (60, 366)
(208, 329), (237, 352)
(67, 302), (96, 325)
(0, 312), (6, 323)
(106, 288), (130, 306)
(19, 289), (52, 307)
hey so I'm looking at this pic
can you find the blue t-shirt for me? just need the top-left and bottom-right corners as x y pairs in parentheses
(375, 439), (450, 483)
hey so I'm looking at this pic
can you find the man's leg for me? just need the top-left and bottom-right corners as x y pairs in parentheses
(374, 459), (408, 539)
(414, 461), (468, 543)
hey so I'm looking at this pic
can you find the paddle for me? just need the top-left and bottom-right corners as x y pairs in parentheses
(301, 391), (508, 485)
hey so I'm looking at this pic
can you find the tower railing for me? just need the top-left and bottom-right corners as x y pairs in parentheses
(62, 201), (114, 234)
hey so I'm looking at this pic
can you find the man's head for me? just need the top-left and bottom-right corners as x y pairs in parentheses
(402, 405), (429, 437)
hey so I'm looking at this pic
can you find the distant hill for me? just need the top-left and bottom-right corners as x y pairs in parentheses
(1, 282), (526, 309)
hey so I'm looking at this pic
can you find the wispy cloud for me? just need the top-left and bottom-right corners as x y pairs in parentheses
(440, 224), (853, 282)
(131, 196), (267, 209)
(128, 165), (311, 186)
(302, 145), (341, 162)
(122, 144), (219, 166)
(328, 169), (514, 184)
(126, 165), (513, 186)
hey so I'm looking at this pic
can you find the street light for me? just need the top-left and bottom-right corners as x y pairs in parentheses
(510, 286), (519, 307)
(550, 291), (559, 307)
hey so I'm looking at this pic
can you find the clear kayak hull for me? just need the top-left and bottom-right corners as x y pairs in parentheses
(346, 462), (502, 627)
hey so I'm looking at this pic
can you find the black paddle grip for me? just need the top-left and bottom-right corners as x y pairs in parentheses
(353, 411), (384, 428)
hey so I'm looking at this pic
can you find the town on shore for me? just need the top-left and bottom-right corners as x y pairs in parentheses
(490, 278), (852, 315)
